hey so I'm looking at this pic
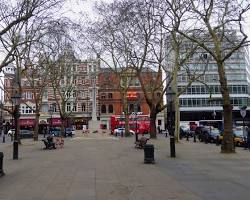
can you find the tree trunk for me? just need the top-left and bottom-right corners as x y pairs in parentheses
(125, 113), (130, 137)
(33, 113), (40, 141)
(60, 116), (66, 137)
(217, 62), (235, 153)
(174, 97), (180, 142)
(150, 109), (157, 138)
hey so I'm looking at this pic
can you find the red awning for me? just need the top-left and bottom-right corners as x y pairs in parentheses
(19, 119), (35, 126)
(52, 118), (62, 126)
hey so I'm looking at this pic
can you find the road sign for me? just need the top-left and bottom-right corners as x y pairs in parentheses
(240, 109), (246, 118)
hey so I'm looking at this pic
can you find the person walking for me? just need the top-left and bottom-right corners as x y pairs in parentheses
(247, 127), (250, 150)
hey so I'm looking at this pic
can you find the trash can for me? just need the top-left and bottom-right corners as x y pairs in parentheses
(144, 144), (155, 164)
(0, 152), (5, 177)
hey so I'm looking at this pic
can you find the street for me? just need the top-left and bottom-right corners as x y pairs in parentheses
(0, 132), (250, 200)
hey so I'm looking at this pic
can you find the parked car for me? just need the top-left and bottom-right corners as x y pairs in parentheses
(233, 129), (245, 147)
(65, 127), (75, 137)
(195, 126), (210, 142)
(114, 128), (135, 136)
(19, 130), (34, 139)
(219, 127), (246, 146)
(180, 125), (192, 138)
(208, 128), (221, 143)
(50, 127), (62, 137)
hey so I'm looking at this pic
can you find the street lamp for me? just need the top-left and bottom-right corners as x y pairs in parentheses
(166, 87), (176, 158)
(11, 92), (21, 160)
(135, 105), (138, 142)
(48, 106), (54, 135)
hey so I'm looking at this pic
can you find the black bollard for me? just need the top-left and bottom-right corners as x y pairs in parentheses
(244, 137), (248, 150)
(170, 136), (176, 158)
(2, 134), (5, 143)
(186, 134), (189, 141)
(193, 134), (196, 143)
(0, 152), (5, 177)
(216, 135), (220, 146)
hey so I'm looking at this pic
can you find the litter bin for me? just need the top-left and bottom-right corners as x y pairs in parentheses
(0, 152), (5, 177)
(144, 144), (155, 164)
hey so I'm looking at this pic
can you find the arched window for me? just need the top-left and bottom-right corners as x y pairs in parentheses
(136, 104), (141, 112)
(101, 105), (106, 113)
(108, 105), (113, 113)
(129, 104), (134, 112)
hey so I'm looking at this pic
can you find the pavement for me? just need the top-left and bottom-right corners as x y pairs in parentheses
(0, 131), (250, 200)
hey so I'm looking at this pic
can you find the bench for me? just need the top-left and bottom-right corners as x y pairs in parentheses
(42, 139), (56, 150)
(135, 137), (149, 149)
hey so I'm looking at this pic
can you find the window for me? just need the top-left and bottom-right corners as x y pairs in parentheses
(101, 105), (106, 113)
(108, 93), (113, 99)
(66, 103), (71, 112)
(101, 94), (106, 99)
(108, 105), (113, 113)
(129, 104), (134, 112)
(82, 103), (86, 112)
(72, 103), (77, 112)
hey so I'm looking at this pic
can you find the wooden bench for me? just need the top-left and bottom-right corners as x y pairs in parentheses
(135, 137), (149, 149)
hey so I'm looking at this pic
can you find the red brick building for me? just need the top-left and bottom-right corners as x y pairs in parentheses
(98, 68), (164, 130)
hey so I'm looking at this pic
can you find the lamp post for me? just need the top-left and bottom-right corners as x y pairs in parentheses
(48, 107), (54, 135)
(166, 87), (176, 158)
(11, 92), (21, 160)
(135, 107), (138, 142)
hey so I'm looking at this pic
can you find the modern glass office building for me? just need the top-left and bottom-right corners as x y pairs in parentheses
(177, 46), (250, 124)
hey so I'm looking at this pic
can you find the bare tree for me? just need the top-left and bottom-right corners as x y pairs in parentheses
(0, 0), (65, 70)
(172, 0), (250, 153)
(86, 1), (138, 136)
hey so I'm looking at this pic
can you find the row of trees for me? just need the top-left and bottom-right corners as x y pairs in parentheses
(1, 0), (249, 154)
(85, 0), (250, 153)
(0, 0), (80, 140)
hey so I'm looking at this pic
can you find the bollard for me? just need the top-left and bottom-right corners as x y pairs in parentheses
(186, 134), (189, 141)
(144, 144), (154, 164)
(0, 152), (5, 177)
(244, 137), (248, 150)
(216, 135), (220, 146)
(170, 136), (176, 158)
(193, 134), (196, 143)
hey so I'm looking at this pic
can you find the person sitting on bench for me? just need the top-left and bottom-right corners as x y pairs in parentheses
(135, 137), (149, 149)
(42, 135), (56, 150)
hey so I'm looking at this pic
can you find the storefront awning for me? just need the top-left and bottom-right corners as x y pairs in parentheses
(20, 119), (35, 126)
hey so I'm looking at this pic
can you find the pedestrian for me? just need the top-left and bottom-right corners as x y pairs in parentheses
(157, 125), (161, 134)
(247, 127), (250, 150)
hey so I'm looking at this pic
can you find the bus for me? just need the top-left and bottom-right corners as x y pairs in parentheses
(199, 120), (223, 131)
(110, 114), (150, 135)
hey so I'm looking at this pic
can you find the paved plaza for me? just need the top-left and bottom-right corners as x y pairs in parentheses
(1, 132), (250, 200)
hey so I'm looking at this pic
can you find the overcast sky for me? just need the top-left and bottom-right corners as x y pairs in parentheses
(63, 0), (250, 38)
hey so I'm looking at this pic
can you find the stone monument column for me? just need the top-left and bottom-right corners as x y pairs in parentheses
(88, 72), (100, 131)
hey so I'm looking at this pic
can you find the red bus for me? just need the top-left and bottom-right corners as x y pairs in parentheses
(110, 113), (150, 135)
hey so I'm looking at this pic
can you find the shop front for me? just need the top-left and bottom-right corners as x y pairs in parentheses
(20, 119), (35, 130)
(73, 117), (91, 130)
